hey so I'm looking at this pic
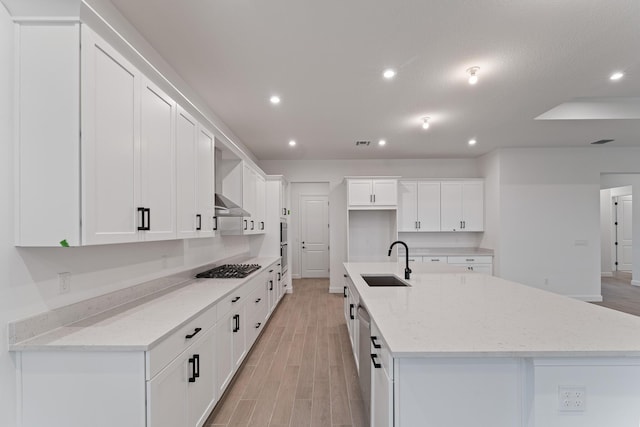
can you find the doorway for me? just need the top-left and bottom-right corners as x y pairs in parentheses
(290, 182), (330, 279)
(615, 195), (633, 272)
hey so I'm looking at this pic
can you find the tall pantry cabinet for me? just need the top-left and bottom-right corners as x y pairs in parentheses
(14, 22), (216, 246)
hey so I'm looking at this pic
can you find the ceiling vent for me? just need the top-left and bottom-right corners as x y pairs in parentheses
(355, 140), (371, 146)
(591, 139), (614, 145)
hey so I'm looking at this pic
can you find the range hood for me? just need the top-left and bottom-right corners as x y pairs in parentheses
(215, 193), (250, 217)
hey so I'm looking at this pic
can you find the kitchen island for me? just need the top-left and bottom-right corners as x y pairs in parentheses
(344, 262), (640, 427)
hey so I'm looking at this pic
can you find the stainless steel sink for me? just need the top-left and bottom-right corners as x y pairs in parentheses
(361, 275), (410, 287)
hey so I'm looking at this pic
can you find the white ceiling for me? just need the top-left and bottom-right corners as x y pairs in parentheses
(108, 0), (640, 160)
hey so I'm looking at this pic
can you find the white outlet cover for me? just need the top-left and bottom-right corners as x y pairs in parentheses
(558, 386), (586, 412)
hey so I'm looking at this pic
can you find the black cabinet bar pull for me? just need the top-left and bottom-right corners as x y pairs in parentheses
(350, 304), (354, 320)
(343, 286), (347, 298)
(233, 314), (240, 332)
(277, 272), (281, 281)
(196, 214), (202, 231)
(194, 354), (200, 378)
(269, 280), (273, 291)
(255, 298), (261, 303)
(371, 336), (382, 349)
(255, 322), (261, 329)
(188, 356), (197, 382)
(213, 216), (218, 231)
(244, 220), (248, 231)
(185, 327), (202, 339)
(269, 269), (274, 273)
(251, 220), (254, 230)
(146, 208), (151, 230)
(371, 353), (382, 369)
(260, 221), (264, 230)
(231, 296), (240, 303)
(463, 220), (466, 229)
(137, 207), (146, 231)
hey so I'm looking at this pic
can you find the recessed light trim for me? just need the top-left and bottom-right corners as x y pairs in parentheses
(422, 117), (430, 130)
(270, 95), (281, 104)
(468, 139), (477, 146)
(383, 69), (396, 80)
(610, 72), (624, 81)
(467, 66), (480, 85)
(378, 139), (386, 146)
(288, 140), (296, 146)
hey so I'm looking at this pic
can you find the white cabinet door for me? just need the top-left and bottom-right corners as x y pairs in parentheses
(187, 327), (216, 427)
(196, 127), (214, 237)
(462, 181), (484, 231)
(267, 269), (277, 315)
(147, 348), (189, 427)
(140, 78), (176, 241)
(348, 180), (374, 206)
(398, 181), (418, 231)
(371, 357), (393, 427)
(81, 27), (141, 245)
(216, 314), (234, 395)
(417, 181), (441, 231)
(243, 163), (257, 234)
(440, 182), (463, 231)
(232, 305), (247, 369)
(256, 173), (266, 233)
(372, 179), (397, 206)
(176, 108), (198, 239)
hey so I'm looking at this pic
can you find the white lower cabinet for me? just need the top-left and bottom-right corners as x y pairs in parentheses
(371, 321), (393, 427)
(147, 326), (216, 427)
(344, 275), (359, 371)
(447, 256), (493, 274)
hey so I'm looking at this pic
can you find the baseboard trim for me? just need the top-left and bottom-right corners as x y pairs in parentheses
(601, 272), (614, 277)
(292, 274), (301, 279)
(632, 280), (640, 287)
(569, 294), (603, 302)
(329, 286), (342, 294)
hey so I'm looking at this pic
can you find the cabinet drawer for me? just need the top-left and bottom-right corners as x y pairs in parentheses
(371, 322), (393, 379)
(423, 256), (446, 263)
(447, 256), (492, 264)
(146, 304), (217, 380)
(216, 280), (257, 321)
(407, 256), (423, 263)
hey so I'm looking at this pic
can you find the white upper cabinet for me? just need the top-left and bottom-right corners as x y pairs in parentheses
(243, 163), (257, 233)
(196, 127), (215, 237)
(347, 178), (398, 208)
(15, 23), (221, 246)
(440, 181), (484, 231)
(176, 108), (199, 239)
(81, 26), (142, 245)
(255, 173), (266, 232)
(140, 78), (177, 242)
(398, 181), (441, 232)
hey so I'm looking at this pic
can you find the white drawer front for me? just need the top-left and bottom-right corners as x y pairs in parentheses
(423, 256), (446, 263)
(447, 256), (492, 264)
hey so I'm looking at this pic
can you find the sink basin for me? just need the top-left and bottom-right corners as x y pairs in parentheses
(361, 275), (410, 287)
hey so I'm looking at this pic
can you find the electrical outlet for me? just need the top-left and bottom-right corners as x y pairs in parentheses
(58, 272), (71, 294)
(558, 386), (586, 412)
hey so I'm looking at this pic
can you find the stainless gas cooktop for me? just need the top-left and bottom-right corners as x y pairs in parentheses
(195, 264), (261, 279)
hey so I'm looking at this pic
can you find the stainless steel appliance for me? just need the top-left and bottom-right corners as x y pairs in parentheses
(280, 219), (288, 273)
(195, 264), (261, 279)
(357, 305), (371, 426)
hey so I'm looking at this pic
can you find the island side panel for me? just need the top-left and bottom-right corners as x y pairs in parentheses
(395, 357), (525, 427)
(533, 358), (640, 427)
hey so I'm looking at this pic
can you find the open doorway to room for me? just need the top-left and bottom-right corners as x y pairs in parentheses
(290, 182), (330, 279)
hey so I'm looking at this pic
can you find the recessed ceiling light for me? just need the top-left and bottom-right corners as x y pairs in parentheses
(467, 66), (480, 85)
(468, 139), (477, 146)
(378, 139), (386, 146)
(288, 140), (296, 147)
(270, 95), (281, 104)
(610, 72), (624, 81)
(383, 69), (396, 80)
(422, 117), (430, 130)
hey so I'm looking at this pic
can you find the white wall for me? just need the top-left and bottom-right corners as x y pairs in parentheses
(0, 6), (252, 427)
(259, 159), (480, 291)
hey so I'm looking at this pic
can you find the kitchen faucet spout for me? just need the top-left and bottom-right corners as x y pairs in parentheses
(388, 240), (411, 280)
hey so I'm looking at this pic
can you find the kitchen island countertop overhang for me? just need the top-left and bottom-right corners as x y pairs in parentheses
(344, 261), (640, 358)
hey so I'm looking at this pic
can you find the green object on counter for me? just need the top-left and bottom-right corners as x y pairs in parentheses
(59, 239), (69, 247)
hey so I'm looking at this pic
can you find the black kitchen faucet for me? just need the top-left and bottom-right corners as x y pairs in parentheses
(388, 240), (411, 280)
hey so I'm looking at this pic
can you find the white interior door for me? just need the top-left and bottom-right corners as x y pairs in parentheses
(616, 195), (633, 271)
(300, 195), (329, 278)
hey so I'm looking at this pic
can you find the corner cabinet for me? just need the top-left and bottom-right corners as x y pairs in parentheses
(348, 179), (398, 208)
(15, 23), (215, 246)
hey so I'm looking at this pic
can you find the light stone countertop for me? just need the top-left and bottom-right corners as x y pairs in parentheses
(11, 257), (280, 352)
(345, 262), (640, 358)
(397, 247), (494, 257)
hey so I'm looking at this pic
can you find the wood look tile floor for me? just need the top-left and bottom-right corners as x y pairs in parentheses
(205, 278), (365, 427)
(594, 272), (640, 317)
